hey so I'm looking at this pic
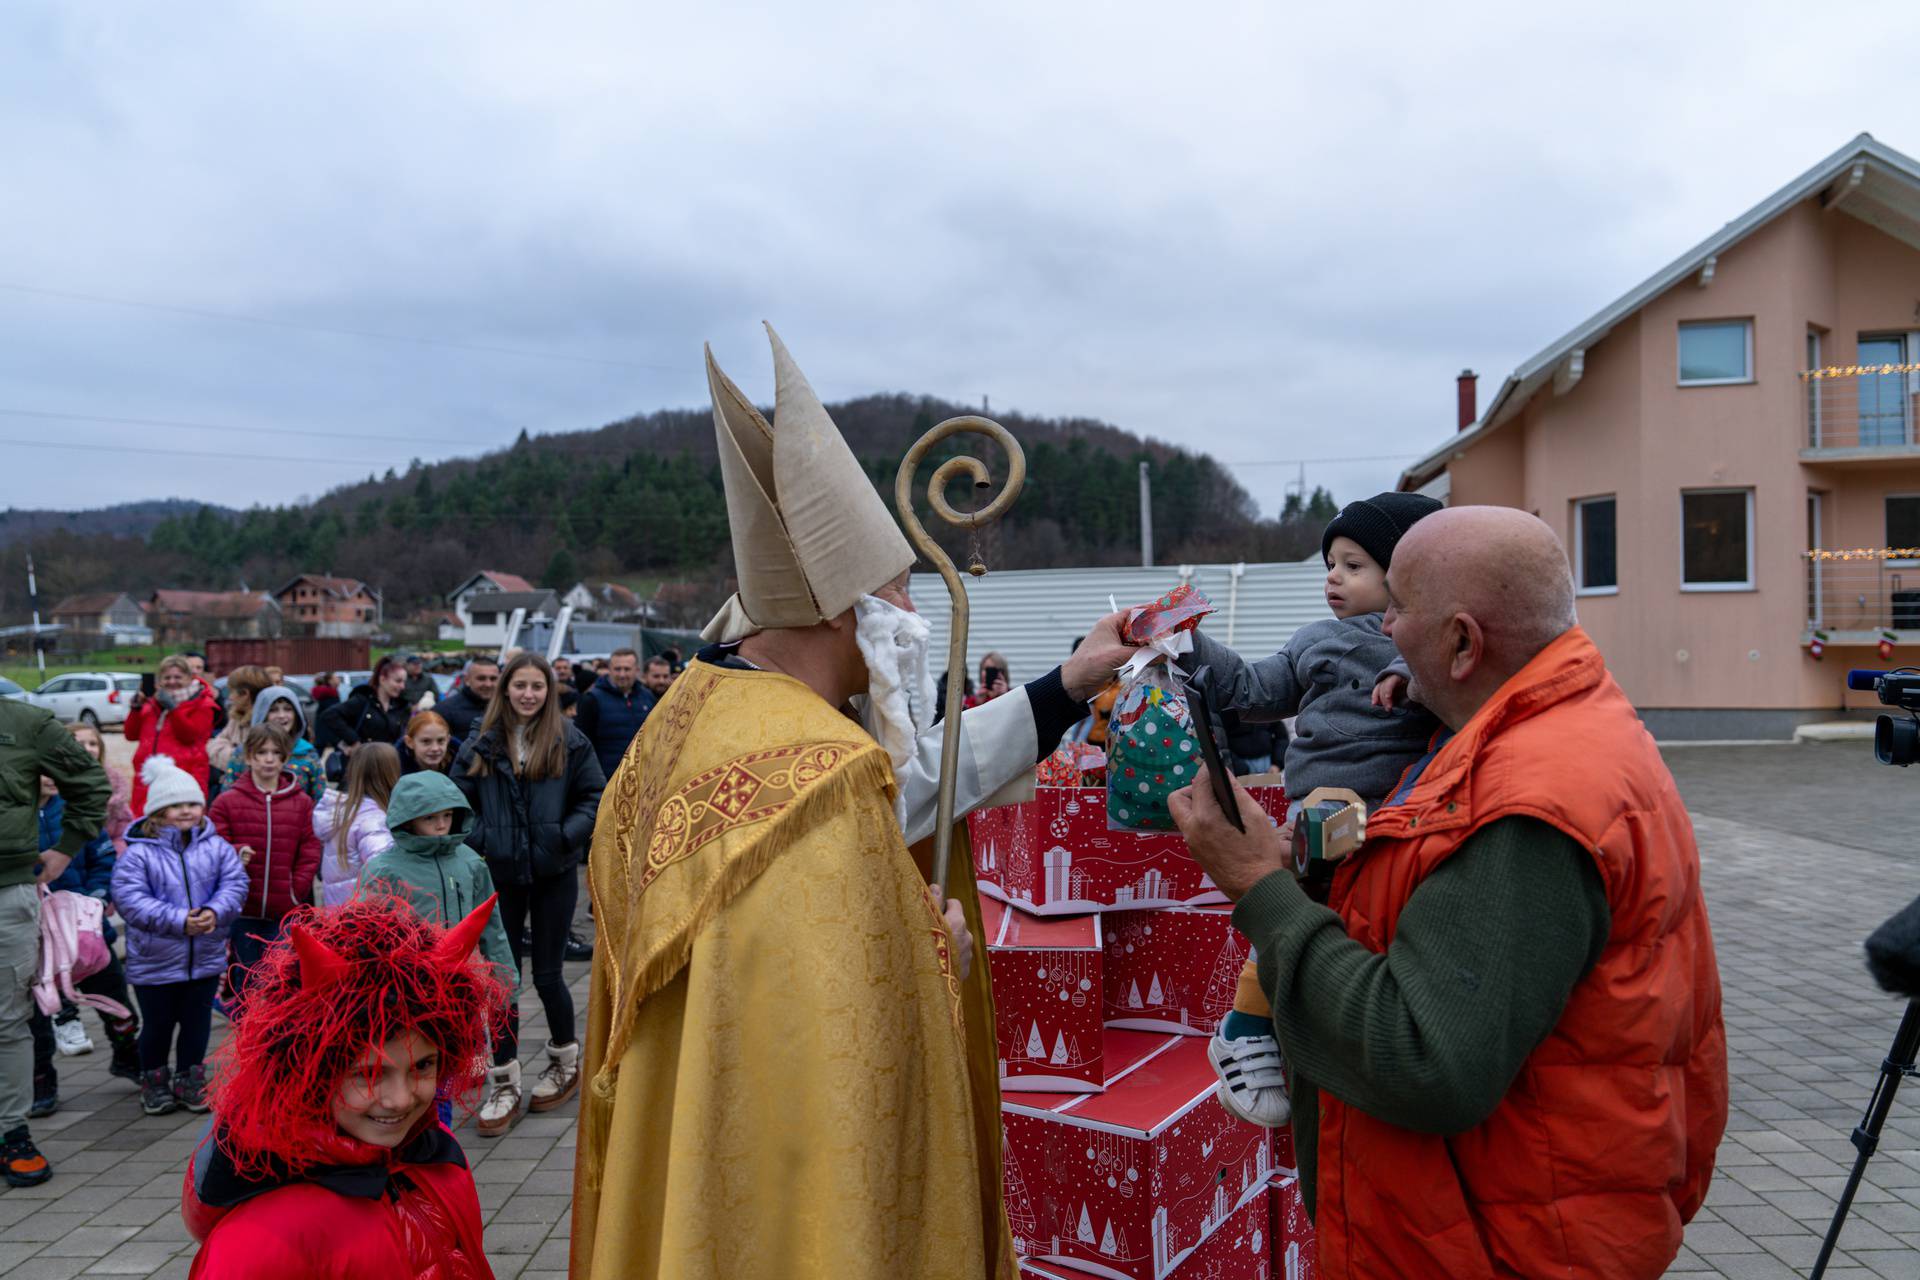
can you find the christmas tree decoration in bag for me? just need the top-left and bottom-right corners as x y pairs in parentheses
(1107, 584), (1215, 831)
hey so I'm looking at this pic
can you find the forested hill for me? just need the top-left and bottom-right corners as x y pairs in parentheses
(1, 393), (1339, 621)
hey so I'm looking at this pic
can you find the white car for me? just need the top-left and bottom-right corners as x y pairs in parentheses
(27, 671), (143, 728)
(0, 676), (27, 702)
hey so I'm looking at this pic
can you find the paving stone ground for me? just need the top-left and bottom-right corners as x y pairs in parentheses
(6, 738), (1920, 1277)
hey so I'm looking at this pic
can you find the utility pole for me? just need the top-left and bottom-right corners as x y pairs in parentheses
(1138, 461), (1154, 567)
(25, 553), (44, 674)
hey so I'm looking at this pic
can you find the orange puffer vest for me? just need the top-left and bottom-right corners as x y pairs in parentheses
(1314, 628), (1727, 1280)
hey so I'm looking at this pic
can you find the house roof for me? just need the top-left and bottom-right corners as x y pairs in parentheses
(49, 592), (130, 617)
(465, 590), (559, 616)
(274, 573), (375, 601)
(148, 590), (278, 619)
(595, 582), (641, 609)
(447, 570), (536, 603)
(1400, 132), (1920, 490)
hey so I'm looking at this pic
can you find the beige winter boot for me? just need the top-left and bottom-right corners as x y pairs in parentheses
(528, 1041), (580, 1113)
(477, 1060), (522, 1137)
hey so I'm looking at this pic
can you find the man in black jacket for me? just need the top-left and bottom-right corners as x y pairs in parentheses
(437, 657), (499, 741)
(574, 649), (655, 780)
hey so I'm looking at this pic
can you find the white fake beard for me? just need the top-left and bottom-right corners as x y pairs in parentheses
(852, 594), (936, 817)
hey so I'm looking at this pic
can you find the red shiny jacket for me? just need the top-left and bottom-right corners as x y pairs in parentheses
(183, 1120), (492, 1280)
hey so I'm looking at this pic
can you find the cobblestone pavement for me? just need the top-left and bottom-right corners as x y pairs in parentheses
(5, 739), (1920, 1277)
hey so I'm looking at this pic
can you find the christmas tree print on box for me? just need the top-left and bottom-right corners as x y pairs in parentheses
(982, 894), (1106, 1093)
(1104, 905), (1250, 1037)
(1003, 1032), (1272, 1280)
(972, 786), (1288, 916)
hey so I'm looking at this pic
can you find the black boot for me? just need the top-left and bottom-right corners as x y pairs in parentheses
(28, 1069), (57, 1120)
(106, 1018), (140, 1083)
(565, 930), (593, 962)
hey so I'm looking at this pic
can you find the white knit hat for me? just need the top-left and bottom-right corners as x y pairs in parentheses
(141, 756), (205, 819)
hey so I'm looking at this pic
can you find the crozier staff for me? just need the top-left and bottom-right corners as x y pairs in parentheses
(570, 326), (1129, 1280)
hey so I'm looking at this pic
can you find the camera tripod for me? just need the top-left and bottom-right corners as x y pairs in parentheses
(1810, 998), (1920, 1278)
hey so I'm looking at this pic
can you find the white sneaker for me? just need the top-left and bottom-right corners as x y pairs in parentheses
(53, 1019), (95, 1057)
(1208, 1032), (1291, 1127)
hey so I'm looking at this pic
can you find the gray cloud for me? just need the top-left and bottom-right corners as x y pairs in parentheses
(1, 0), (1915, 515)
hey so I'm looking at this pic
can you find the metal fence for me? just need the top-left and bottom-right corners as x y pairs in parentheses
(1804, 364), (1920, 449)
(1805, 555), (1920, 631)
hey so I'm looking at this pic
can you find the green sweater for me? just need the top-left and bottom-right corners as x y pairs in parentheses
(0, 700), (111, 885)
(1231, 815), (1611, 1216)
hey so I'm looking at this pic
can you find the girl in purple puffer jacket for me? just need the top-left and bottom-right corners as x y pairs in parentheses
(112, 757), (248, 1117)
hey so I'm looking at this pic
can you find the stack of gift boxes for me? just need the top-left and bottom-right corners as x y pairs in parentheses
(972, 784), (1317, 1280)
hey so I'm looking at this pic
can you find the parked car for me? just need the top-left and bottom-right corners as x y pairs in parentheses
(0, 676), (27, 702)
(26, 671), (142, 727)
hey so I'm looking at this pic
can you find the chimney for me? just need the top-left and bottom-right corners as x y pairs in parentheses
(1456, 369), (1478, 432)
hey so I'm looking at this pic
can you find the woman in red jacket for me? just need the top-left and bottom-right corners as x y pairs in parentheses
(182, 895), (509, 1279)
(126, 655), (219, 814)
(207, 726), (323, 1000)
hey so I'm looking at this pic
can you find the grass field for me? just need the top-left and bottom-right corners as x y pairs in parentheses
(0, 645), (170, 689)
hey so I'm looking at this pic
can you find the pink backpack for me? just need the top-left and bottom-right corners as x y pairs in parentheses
(34, 888), (132, 1020)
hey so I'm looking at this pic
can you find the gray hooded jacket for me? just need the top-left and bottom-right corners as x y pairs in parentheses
(1182, 615), (1439, 807)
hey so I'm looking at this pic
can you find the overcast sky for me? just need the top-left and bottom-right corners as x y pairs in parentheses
(3, 1), (1916, 517)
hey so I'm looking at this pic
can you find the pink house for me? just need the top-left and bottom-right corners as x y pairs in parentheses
(1400, 133), (1920, 738)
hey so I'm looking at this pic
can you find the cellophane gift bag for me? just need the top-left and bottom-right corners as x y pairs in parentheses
(1107, 584), (1215, 830)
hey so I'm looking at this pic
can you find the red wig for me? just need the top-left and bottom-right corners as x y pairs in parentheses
(208, 894), (510, 1178)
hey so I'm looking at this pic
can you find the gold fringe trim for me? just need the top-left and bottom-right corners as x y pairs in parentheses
(589, 747), (896, 1139)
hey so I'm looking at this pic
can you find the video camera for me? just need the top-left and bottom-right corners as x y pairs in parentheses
(1847, 668), (1920, 766)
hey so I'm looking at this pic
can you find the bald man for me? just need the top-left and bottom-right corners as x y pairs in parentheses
(1171, 507), (1727, 1280)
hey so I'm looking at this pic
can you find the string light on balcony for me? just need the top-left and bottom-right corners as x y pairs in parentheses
(1803, 548), (1920, 561)
(1800, 363), (1920, 380)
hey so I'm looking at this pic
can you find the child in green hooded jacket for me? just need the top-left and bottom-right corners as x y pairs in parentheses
(360, 772), (517, 1130)
(360, 772), (515, 989)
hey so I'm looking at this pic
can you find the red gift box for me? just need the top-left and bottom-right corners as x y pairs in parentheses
(973, 786), (1287, 916)
(1021, 1189), (1271, 1280)
(1103, 905), (1249, 1037)
(983, 894), (1105, 1093)
(1269, 1177), (1317, 1280)
(1003, 1032), (1274, 1280)
(1269, 1126), (1297, 1181)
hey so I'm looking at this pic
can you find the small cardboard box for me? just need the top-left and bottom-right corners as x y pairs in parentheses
(1103, 904), (1249, 1038)
(1269, 1176), (1317, 1280)
(983, 894), (1106, 1093)
(1003, 1032), (1274, 1280)
(973, 786), (1287, 916)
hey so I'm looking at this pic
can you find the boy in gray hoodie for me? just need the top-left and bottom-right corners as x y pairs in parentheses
(1180, 491), (1442, 1127)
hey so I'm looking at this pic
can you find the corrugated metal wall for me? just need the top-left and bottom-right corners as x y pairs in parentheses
(909, 560), (1329, 686)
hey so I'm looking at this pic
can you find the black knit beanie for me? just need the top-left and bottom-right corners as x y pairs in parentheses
(1320, 492), (1444, 570)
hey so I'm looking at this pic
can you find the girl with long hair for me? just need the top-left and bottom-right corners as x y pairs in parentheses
(451, 652), (603, 1136)
(312, 743), (400, 909)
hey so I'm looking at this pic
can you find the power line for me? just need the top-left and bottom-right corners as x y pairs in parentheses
(0, 406), (484, 447)
(1220, 454), (1418, 466)
(0, 436), (393, 467)
(0, 281), (683, 372)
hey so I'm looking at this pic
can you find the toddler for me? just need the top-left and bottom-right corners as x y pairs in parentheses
(1183, 491), (1442, 1126)
(112, 757), (249, 1114)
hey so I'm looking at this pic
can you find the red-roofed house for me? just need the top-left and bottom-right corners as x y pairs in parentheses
(447, 570), (538, 628)
(274, 574), (381, 638)
(144, 590), (281, 645)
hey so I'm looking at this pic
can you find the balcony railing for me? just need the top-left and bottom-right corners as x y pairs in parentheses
(1802, 363), (1920, 451)
(1805, 549), (1920, 635)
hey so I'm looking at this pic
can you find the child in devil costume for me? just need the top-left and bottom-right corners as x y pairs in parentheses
(180, 895), (510, 1279)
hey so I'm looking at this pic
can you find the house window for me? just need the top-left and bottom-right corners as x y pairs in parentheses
(1573, 496), (1618, 594)
(1681, 489), (1755, 590)
(1858, 335), (1912, 446)
(1889, 495), (1920, 561)
(1678, 320), (1753, 386)
(1807, 328), (1824, 444)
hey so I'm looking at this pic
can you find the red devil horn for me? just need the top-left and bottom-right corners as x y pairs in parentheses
(290, 923), (351, 991)
(436, 894), (498, 965)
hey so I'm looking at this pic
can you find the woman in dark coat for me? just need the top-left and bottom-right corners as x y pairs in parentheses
(451, 651), (603, 1136)
(319, 658), (412, 759)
